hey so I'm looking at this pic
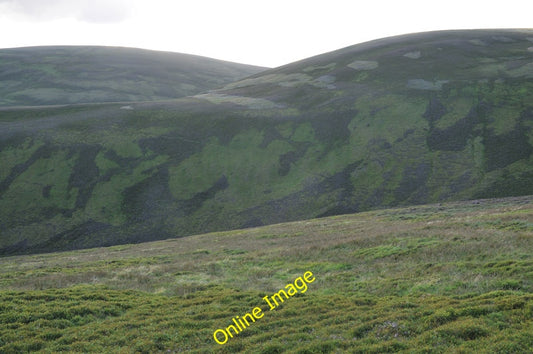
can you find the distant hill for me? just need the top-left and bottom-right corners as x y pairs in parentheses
(1, 29), (533, 255)
(0, 46), (266, 106)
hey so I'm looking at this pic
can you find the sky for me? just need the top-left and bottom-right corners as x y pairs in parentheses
(0, 0), (532, 68)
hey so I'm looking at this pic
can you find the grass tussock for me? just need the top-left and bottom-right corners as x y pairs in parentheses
(0, 197), (532, 352)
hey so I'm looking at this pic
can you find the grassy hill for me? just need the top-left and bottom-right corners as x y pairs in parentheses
(2, 29), (533, 255)
(0, 197), (531, 352)
(0, 46), (266, 106)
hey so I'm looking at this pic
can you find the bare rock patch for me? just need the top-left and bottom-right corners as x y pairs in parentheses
(347, 60), (379, 70)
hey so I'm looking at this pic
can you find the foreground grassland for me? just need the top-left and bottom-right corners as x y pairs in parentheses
(0, 197), (532, 352)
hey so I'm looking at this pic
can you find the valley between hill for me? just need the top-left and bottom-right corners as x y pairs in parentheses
(0, 197), (531, 352)
(2, 29), (533, 255)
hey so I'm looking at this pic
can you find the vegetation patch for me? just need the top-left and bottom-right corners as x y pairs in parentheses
(0, 198), (531, 351)
(2, 31), (533, 255)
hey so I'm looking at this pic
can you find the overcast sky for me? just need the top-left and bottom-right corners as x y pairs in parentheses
(0, 0), (531, 67)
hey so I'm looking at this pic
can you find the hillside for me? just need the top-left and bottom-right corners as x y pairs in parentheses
(0, 46), (266, 106)
(2, 29), (533, 255)
(0, 197), (531, 352)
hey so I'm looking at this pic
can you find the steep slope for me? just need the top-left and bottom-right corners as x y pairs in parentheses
(1, 29), (533, 255)
(0, 46), (266, 106)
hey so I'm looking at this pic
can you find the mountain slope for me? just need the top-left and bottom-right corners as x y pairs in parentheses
(0, 46), (266, 106)
(1, 29), (533, 255)
(0, 197), (532, 351)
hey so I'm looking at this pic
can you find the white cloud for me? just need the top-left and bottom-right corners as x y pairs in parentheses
(78, 0), (131, 23)
(0, 0), (71, 21)
(0, 0), (132, 23)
